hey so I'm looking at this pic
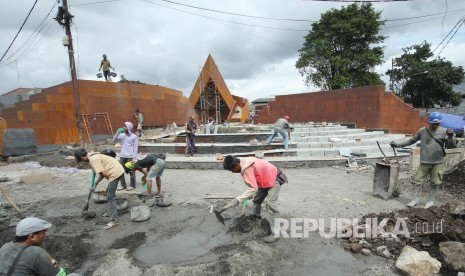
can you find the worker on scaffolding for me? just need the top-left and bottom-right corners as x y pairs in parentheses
(99, 54), (114, 82)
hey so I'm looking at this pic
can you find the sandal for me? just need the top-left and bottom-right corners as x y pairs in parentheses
(104, 221), (119, 229)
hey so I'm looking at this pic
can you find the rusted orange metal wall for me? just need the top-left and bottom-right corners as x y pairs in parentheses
(254, 85), (426, 134)
(1, 80), (190, 145)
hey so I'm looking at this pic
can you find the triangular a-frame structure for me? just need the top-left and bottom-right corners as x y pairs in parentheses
(188, 54), (249, 124)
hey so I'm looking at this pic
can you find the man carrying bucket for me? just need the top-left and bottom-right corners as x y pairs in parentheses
(390, 112), (447, 208)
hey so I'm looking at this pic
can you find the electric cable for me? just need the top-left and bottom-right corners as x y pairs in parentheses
(0, 0), (38, 63)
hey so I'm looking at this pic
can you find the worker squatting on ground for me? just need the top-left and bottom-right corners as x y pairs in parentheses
(221, 155), (288, 243)
(0, 217), (80, 276)
(99, 54), (114, 82)
(444, 128), (459, 149)
(390, 112), (447, 208)
(185, 116), (197, 157)
(266, 116), (292, 149)
(124, 153), (166, 207)
(113, 122), (138, 191)
(75, 149), (125, 229)
(134, 109), (144, 138)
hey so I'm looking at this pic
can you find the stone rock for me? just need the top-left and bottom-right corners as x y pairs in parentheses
(439, 241), (465, 271)
(350, 242), (363, 253)
(361, 249), (371, 256)
(130, 206), (150, 222)
(395, 246), (441, 276)
(449, 203), (465, 215)
(376, 246), (387, 255)
(380, 249), (391, 258)
(250, 139), (259, 146)
(19, 173), (53, 184)
(94, 249), (143, 276)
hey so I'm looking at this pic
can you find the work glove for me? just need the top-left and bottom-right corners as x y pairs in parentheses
(389, 141), (399, 148)
(222, 199), (239, 212)
(117, 127), (124, 133)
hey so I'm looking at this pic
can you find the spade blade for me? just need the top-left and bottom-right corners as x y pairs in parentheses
(214, 210), (225, 226)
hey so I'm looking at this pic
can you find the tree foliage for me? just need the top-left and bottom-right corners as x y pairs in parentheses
(296, 3), (386, 90)
(386, 42), (464, 108)
(119, 74), (146, 85)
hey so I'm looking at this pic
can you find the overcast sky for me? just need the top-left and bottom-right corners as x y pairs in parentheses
(1, 0), (465, 101)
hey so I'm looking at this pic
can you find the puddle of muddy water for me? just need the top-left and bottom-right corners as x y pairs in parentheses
(133, 231), (230, 266)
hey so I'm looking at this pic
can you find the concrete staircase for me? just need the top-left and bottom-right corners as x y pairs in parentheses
(138, 123), (408, 159)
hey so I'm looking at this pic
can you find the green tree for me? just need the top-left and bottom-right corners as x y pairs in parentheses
(296, 3), (386, 90)
(387, 42), (464, 108)
(119, 74), (128, 83)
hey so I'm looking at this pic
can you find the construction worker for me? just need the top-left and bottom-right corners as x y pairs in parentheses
(266, 115), (292, 149)
(185, 116), (197, 157)
(75, 148), (124, 229)
(124, 153), (166, 207)
(220, 155), (288, 243)
(113, 122), (138, 191)
(134, 109), (144, 137)
(444, 128), (458, 149)
(0, 217), (77, 275)
(99, 54), (114, 82)
(390, 112), (447, 208)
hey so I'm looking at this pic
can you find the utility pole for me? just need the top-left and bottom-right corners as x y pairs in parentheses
(55, 0), (83, 146)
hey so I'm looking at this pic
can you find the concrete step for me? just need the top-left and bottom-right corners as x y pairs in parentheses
(293, 131), (385, 143)
(292, 128), (365, 137)
(294, 134), (405, 148)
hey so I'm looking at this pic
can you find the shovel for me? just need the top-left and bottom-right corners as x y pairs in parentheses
(0, 188), (24, 218)
(82, 172), (96, 213)
(214, 209), (225, 226)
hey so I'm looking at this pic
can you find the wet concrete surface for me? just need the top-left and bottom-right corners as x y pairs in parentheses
(1, 160), (462, 275)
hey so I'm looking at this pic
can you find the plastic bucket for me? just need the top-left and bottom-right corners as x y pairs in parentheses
(110, 72), (117, 77)
(96, 73), (103, 78)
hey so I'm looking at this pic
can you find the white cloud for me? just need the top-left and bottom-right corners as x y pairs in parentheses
(1, 0), (464, 102)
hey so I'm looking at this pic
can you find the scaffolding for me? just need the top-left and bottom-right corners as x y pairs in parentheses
(82, 112), (113, 145)
(197, 65), (228, 124)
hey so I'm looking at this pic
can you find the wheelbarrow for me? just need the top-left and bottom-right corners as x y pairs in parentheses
(373, 141), (400, 200)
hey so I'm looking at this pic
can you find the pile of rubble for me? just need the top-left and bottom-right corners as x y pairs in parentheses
(443, 159), (465, 196)
(341, 204), (465, 275)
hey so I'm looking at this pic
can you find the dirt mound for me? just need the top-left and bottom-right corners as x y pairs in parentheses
(443, 159), (465, 195)
(227, 215), (271, 238)
(345, 205), (465, 275)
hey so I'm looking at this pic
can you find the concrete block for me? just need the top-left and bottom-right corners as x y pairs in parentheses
(20, 172), (53, 184)
(310, 149), (325, 156)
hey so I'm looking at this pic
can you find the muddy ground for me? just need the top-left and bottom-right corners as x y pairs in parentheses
(0, 153), (464, 275)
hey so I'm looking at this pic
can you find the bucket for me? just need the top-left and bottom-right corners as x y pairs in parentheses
(92, 191), (108, 203)
(96, 73), (103, 78)
(373, 162), (399, 200)
(110, 72), (117, 77)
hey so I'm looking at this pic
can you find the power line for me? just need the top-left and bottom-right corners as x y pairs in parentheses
(431, 16), (464, 54)
(70, 0), (121, 7)
(383, 12), (464, 29)
(0, 0), (38, 63)
(0, 1), (59, 65)
(159, 0), (316, 22)
(141, 0), (308, 31)
(435, 18), (464, 58)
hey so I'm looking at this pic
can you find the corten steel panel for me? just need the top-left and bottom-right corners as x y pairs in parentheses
(254, 85), (426, 134)
(0, 79), (190, 147)
(0, 119), (6, 155)
(34, 127), (79, 145)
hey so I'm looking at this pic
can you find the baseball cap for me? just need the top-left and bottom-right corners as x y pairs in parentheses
(16, 217), (52, 236)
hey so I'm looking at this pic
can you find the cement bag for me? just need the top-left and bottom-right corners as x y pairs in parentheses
(131, 206), (150, 222)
